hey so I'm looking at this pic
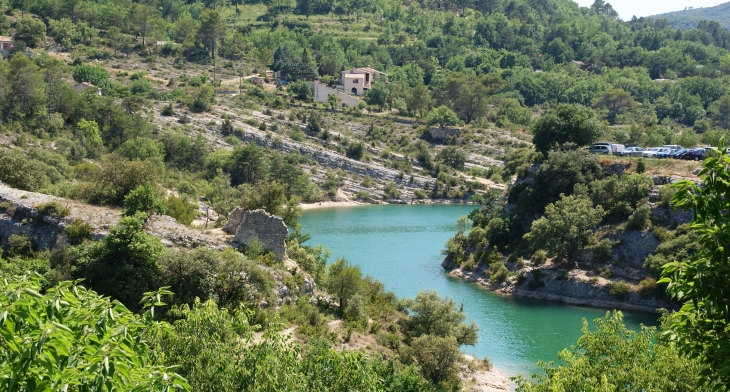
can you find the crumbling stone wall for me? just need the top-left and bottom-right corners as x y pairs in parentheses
(232, 209), (288, 261)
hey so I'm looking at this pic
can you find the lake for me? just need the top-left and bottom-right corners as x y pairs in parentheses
(300, 204), (659, 379)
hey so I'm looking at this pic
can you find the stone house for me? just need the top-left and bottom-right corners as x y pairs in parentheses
(312, 82), (363, 108)
(339, 66), (388, 96)
(0, 36), (12, 57)
(74, 82), (102, 96)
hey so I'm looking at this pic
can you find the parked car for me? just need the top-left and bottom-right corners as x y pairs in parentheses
(683, 148), (706, 161)
(619, 147), (644, 157)
(588, 144), (611, 154)
(662, 144), (682, 151)
(642, 147), (661, 158)
(655, 148), (673, 158)
(669, 149), (688, 159)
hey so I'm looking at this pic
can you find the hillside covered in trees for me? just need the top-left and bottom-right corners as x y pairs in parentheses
(649, 2), (730, 30)
(2, 0), (730, 389)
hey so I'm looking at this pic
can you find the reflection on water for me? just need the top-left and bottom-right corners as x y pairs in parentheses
(300, 204), (659, 378)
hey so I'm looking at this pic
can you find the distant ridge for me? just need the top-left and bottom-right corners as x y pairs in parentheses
(648, 2), (730, 30)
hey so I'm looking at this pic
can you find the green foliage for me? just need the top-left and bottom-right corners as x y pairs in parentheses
(81, 213), (164, 310)
(514, 312), (718, 391)
(72, 64), (110, 87)
(590, 239), (615, 262)
(0, 149), (51, 191)
(187, 85), (215, 113)
(0, 275), (189, 391)
(608, 281), (632, 300)
(65, 219), (92, 245)
(436, 146), (467, 170)
(90, 155), (158, 206)
(405, 290), (479, 346)
(524, 194), (605, 262)
(644, 225), (699, 278)
(347, 142), (365, 160)
(289, 80), (312, 101)
(326, 257), (363, 311)
(165, 195), (197, 225)
(426, 106), (460, 128)
(6, 234), (35, 258)
(36, 201), (70, 218)
(531, 104), (603, 154)
(117, 137), (165, 163)
(123, 184), (166, 217)
(407, 335), (462, 386)
(637, 277), (658, 298)
(625, 204), (651, 231)
(636, 158), (646, 174)
(660, 144), (730, 386)
(14, 18), (46, 48)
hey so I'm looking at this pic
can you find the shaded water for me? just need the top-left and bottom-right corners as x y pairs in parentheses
(300, 204), (659, 378)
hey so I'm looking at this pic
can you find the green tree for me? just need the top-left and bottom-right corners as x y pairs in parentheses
(0, 275), (189, 391)
(408, 335), (462, 385)
(81, 213), (165, 310)
(326, 257), (363, 311)
(289, 79), (312, 101)
(426, 105), (460, 128)
(708, 94), (730, 129)
(226, 143), (268, 186)
(13, 17), (46, 48)
(660, 143), (730, 386)
(165, 195), (198, 225)
(4, 53), (44, 121)
(406, 82), (432, 117)
(514, 312), (717, 391)
(365, 81), (389, 111)
(436, 146), (467, 170)
(406, 290), (479, 346)
(123, 183), (166, 217)
(524, 194), (605, 261)
(592, 88), (637, 124)
(197, 9), (226, 83)
(72, 64), (110, 86)
(531, 104), (603, 154)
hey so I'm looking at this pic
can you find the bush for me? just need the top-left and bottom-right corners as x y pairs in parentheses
(65, 219), (92, 245)
(609, 281), (632, 300)
(161, 103), (175, 116)
(384, 181), (400, 199)
(591, 239), (615, 262)
(7, 234), (35, 257)
(637, 277), (658, 298)
(165, 195), (198, 225)
(347, 142), (365, 160)
(123, 184), (166, 217)
(532, 249), (548, 264)
(487, 260), (509, 283)
(626, 204), (651, 231)
(36, 201), (70, 218)
(527, 269), (545, 290)
(636, 158), (646, 174)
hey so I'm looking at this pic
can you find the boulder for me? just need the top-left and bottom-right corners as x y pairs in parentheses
(232, 209), (288, 261)
(223, 207), (246, 234)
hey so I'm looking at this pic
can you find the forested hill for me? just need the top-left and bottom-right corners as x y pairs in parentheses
(649, 2), (730, 30)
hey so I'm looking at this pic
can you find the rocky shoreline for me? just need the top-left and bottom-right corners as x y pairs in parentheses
(444, 261), (671, 314)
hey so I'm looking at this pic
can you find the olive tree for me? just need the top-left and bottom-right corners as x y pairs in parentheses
(524, 194), (605, 262)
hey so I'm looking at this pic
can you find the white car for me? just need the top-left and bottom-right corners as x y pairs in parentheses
(619, 147), (644, 157)
(642, 147), (661, 158)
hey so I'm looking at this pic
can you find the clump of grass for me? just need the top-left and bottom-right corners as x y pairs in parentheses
(36, 201), (70, 218)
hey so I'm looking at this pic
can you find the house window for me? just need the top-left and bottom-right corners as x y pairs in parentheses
(365, 73), (370, 82)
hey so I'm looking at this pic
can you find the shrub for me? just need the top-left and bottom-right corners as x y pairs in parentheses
(347, 142), (365, 160)
(591, 239), (615, 262)
(166, 195), (198, 225)
(383, 181), (400, 199)
(532, 250), (548, 264)
(123, 184), (166, 217)
(488, 260), (509, 283)
(636, 158), (646, 174)
(161, 103), (175, 116)
(36, 201), (70, 218)
(626, 204), (651, 231)
(62, 220), (91, 246)
(413, 189), (426, 199)
(637, 277), (658, 298)
(7, 234), (35, 257)
(609, 281), (632, 300)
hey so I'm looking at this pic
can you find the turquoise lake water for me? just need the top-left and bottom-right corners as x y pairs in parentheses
(300, 204), (659, 379)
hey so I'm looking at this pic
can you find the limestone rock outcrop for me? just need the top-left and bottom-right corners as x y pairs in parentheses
(222, 207), (246, 234)
(232, 209), (288, 261)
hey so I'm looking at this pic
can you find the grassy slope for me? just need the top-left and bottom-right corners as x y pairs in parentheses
(648, 1), (730, 30)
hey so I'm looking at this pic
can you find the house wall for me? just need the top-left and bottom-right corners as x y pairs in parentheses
(311, 82), (363, 108)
